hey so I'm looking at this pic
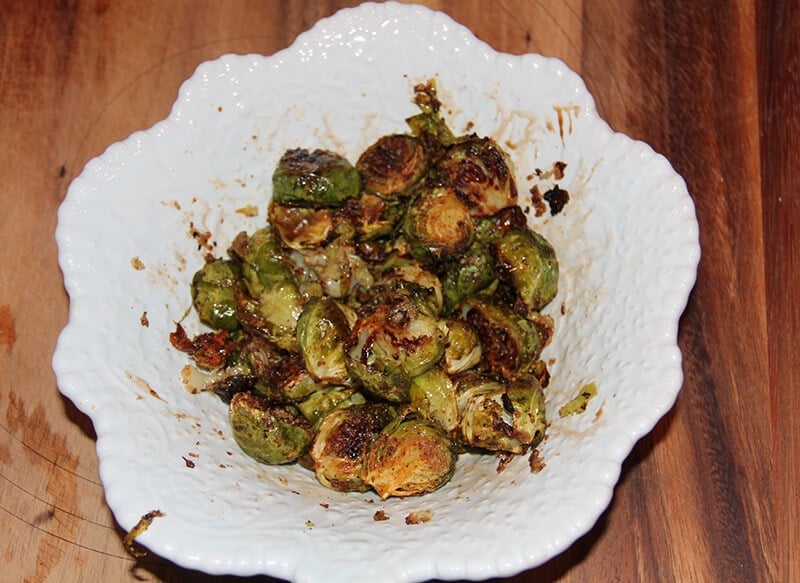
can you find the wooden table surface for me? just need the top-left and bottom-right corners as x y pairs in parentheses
(1, 1), (791, 581)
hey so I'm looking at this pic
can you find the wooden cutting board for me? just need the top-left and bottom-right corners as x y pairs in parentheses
(0, 1), (789, 581)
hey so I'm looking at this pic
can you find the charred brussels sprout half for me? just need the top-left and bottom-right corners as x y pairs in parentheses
(234, 279), (303, 351)
(346, 298), (446, 402)
(494, 228), (559, 312)
(229, 227), (293, 290)
(356, 134), (428, 196)
(455, 373), (545, 454)
(403, 183), (475, 262)
(440, 240), (497, 314)
(229, 392), (313, 464)
(310, 403), (396, 492)
(268, 202), (333, 250)
(443, 319), (482, 375)
(296, 297), (350, 384)
(364, 413), (457, 499)
(297, 387), (367, 429)
(338, 193), (404, 241)
(272, 148), (360, 207)
(370, 257), (444, 317)
(191, 259), (240, 331)
(437, 136), (518, 217)
(460, 298), (542, 378)
(408, 367), (459, 433)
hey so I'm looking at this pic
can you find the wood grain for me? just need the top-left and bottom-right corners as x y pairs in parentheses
(0, 0), (787, 581)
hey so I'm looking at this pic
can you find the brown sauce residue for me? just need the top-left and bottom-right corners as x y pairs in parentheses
(0, 305), (16, 353)
(125, 371), (167, 403)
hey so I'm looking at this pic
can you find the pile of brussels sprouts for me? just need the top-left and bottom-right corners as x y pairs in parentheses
(171, 82), (559, 499)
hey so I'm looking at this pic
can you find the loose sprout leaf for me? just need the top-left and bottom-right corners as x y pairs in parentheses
(123, 510), (165, 559)
(559, 382), (598, 417)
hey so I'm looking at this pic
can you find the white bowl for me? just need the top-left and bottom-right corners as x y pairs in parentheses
(53, 2), (700, 581)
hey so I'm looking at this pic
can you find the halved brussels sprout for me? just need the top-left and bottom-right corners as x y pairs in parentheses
(272, 148), (360, 207)
(337, 193), (404, 241)
(229, 227), (293, 291)
(494, 228), (559, 311)
(459, 298), (541, 378)
(408, 367), (459, 433)
(437, 136), (518, 217)
(403, 183), (475, 262)
(356, 134), (428, 196)
(505, 375), (547, 448)
(191, 259), (240, 331)
(454, 374), (528, 454)
(290, 238), (374, 299)
(440, 240), (497, 314)
(443, 319), (482, 375)
(474, 205), (528, 245)
(296, 297), (350, 384)
(253, 352), (326, 402)
(234, 279), (304, 351)
(364, 413), (457, 499)
(366, 256), (443, 317)
(346, 298), (446, 402)
(268, 202), (333, 250)
(229, 392), (313, 464)
(297, 386), (367, 429)
(310, 403), (396, 492)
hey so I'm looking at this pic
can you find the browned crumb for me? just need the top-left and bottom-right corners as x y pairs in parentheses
(373, 509), (390, 521)
(235, 205), (259, 217)
(529, 449), (546, 474)
(140, 311), (149, 327)
(182, 456), (195, 468)
(496, 451), (515, 473)
(405, 509), (433, 525)
(529, 185), (547, 217)
(319, 502), (330, 509)
(553, 161), (567, 180)
(189, 221), (214, 252)
(131, 257), (145, 270)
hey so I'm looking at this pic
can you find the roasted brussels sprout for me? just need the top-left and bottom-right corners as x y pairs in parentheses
(364, 413), (457, 499)
(408, 367), (459, 433)
(338, 193), (404, 241)
(440, 240), (497, 314)
(290, 238), (374, 299)
(234, 279), (303, 351)
(272, 148), (360, 207)
(310, 403), (396, 492)
(505, 375), (547, 447)
(455, 374), (539, 454)
(229, 227), (294, 291)
(370, 256), (443, 317)
(296, 297), (350, 384)
(459, 298), (541, 378)
(356, 134), (428, 196)
(297, 386), (367, 428)
(403, 183), (475, 262)
(191, 259), (240, 331)
(494, 228), (559, 311)
(437, 136), (517, 217)
(253, 352), (326, 402)
(346, 298), (446, 402)
(268, 202), (334, 250)
(229, 392), (313, 464)
(443, 319), (482, 375)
